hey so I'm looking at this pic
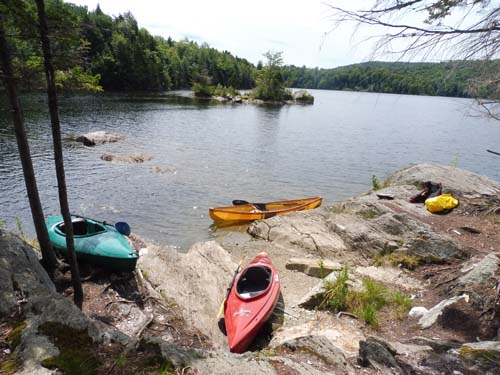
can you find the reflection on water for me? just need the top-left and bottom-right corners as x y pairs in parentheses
(1, 90), (500, 250)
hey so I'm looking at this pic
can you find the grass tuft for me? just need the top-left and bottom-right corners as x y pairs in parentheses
(320, 266), (349, 311)
(0, 358), (19, 374)
(391, 291), (413, 319)
(7, 321), (27, 349)
(373, 252), (422, 270)
(321, 269), (412, 327)
(371, 175), (382, 191)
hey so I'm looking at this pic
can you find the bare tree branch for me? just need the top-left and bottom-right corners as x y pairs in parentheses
(325, 0), (500, 120)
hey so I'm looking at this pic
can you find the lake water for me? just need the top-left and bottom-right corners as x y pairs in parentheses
(1, 89), (499, 249)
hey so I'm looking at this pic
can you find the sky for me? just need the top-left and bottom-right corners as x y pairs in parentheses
(68, 0), (383, 68)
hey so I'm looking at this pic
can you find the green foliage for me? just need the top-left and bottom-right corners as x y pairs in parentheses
(391, 291), (413, 320)
(4, 2), (255, 92)
(321, 269), (412, 328)
(0, 218), (5, 229)
(192, 73), (214, 97)
(55, 67), (102, 92)
(358, 303), (378, 327)
(371, 175), (382, 191)
(320, 266), (349, 311)
(15, 217), (26, 241)
(116, 352), (127, 367)
(253, 51), (290, 101)
(213, 84), (240, 97)
(318, 258), (328, 279)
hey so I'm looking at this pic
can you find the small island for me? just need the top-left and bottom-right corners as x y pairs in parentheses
(193, 52), (314, 105)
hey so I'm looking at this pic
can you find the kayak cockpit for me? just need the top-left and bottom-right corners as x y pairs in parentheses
(236, 265), (272, 299)
(56, 218), (106, 237)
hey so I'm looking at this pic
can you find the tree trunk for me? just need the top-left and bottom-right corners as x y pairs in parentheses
(0, 16), (58, 274)
(35, 0), (83, 309)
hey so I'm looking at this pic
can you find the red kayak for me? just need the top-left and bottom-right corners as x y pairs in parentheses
(224, 252), (280, 353)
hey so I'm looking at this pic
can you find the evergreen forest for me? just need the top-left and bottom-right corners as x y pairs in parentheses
(3, 0), (498, 99)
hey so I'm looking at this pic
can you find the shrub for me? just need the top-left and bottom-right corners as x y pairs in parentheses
(294, 91), (314, 103)
(193, 82), (214, 97)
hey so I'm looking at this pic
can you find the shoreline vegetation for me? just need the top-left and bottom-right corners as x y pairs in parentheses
(193, 52), (315, 105)
(2, 2), (498, 99)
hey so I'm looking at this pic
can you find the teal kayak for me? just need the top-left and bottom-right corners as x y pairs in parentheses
(46, 215), (138, 272)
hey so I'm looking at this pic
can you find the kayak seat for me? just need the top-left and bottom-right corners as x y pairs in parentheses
(73, 219), (87, 235)
(87, 221), (106, 235)
(57, 218), (87, 236)
(237, 266), (272, 298)
(253, 203), (267, 211)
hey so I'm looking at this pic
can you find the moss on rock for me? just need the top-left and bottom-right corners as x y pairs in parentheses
(6, 321), (27, 349)
(39, 322), (100, 375)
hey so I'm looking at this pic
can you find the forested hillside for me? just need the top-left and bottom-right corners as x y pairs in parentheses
(5, 1), (255, 91)
(3, 0), (497, 98)
(282, 61), (498, 98)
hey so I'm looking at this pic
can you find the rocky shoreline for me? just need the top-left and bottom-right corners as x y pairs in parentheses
(1, 163), (499, 374)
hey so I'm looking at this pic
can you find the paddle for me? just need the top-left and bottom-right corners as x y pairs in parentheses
(232, 200), (267, 211)
(73, 214), (131, 236)
(216, 259), (243, 320)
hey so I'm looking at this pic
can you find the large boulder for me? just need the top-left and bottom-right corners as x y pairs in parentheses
(75, 131), (126, 146)
(457, 253), (500, 287)
(385, 163), (500, 197)
(277, 335), (356, 374)
(137, 241), (237, 348)
(358, 336), (404, 374)
(0, 232), (55, 316)
(248, 209), (347, 259)
(270, 311), (365, 357)
(460, 341), (500, 362)
(0, 232), (124, 374)
(248, 189), (467, 264)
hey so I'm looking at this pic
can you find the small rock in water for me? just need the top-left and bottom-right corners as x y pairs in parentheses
(101, 153), (152, 163)
(75, 130), (126, 146)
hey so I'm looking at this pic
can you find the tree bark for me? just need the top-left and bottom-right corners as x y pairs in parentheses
(0, 16), (58, 274)
(35, 0), (83, 309)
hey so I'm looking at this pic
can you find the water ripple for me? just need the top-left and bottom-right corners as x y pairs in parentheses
(1, 91), (500, 249)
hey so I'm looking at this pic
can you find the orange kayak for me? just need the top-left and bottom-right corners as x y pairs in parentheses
(209, 196), (322, 223)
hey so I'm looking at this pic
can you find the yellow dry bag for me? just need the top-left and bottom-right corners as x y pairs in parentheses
(425, 194), (459, 213)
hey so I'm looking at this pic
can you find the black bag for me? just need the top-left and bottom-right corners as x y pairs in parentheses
(409, 181), (442, 203)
